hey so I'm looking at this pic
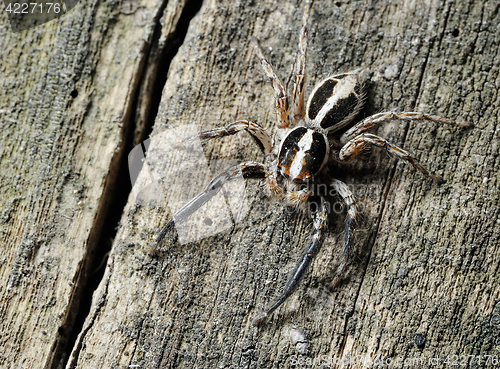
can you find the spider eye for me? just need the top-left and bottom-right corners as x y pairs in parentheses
(307, 74), (363, 133)
(278, 127), (329, 181)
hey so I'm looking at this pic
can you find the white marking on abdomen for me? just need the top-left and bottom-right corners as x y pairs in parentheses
(289, 129), (314, 179)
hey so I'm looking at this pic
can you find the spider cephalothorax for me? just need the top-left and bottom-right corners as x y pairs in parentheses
(153, 0), (472, 325)
(278, 126), (329, 181)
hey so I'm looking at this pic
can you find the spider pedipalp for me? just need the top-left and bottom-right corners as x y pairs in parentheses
(152, 0), (472, 326)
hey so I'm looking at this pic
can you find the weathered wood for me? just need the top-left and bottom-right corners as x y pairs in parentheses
(69, 0), (500, 368)
(2, 0), (499, 368)
(0, 0), (178, 367)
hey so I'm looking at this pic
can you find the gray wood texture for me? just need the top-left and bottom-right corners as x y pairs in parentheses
(0, 0), (499, 368)
(0, 0), (182, 367)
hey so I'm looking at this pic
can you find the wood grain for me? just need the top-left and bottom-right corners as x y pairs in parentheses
(1, 0), (498, 368)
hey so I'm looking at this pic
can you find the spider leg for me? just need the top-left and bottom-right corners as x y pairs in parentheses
(265, 162), (283, 197)
(340, 111), (473, 145)
(180, 120), (273, 154)
(291, 0), (313, 122)
(253, 39), (290, 129)
(330, 179), (358, 286)
(254, 198), (328, 325)
(339, 133), (444, 183)
(152, 162), (268, 253)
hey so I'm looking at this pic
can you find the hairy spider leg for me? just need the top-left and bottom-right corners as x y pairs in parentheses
(178, 120), (280, 194)
(253, 39), (290, 129)
(340, 111), (473, 145)
(180, 120), (273, 154)
(254, 198), (328, 325)
(152, 162), (268, 254)
(330, 179), (358, 286)
(339, 133), (444, 183)
(292, 0), (313, 122)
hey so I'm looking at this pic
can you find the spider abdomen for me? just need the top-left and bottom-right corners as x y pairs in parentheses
(278, 127), (329, 181)
(306, 73), (363, 133)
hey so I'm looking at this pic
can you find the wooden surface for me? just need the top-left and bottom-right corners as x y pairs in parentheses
(1, 0), (499, 368)
(0, 0), (180, 367)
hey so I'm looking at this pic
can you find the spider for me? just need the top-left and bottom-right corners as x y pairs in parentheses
(152, 0), (472, 325)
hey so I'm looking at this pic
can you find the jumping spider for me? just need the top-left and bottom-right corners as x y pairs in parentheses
(153, 0), (472, 325)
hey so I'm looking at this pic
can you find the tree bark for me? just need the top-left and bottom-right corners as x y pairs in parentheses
(1, 0), (499, 368)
